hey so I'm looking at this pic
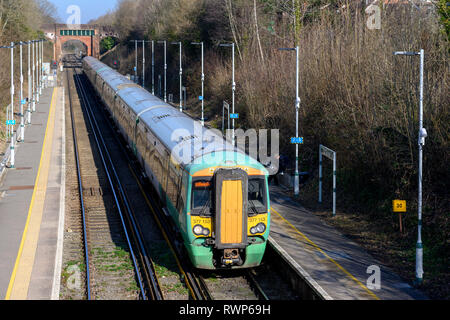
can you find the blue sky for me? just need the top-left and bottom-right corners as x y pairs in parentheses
(48, 0), (118, 24)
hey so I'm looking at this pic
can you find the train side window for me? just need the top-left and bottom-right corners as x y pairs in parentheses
(167, 163), (180, 207)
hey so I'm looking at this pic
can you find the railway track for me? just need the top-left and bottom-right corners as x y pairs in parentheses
(62, 56), (309, 301)
(77, 66), (288, 301)
(61, 63), (162, 300)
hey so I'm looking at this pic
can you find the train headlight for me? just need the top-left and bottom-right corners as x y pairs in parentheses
(202, 228), (210, 236)
(250, 223), (266, 235)
(193, 225), (204, 236)
(256, 223), (266, 234)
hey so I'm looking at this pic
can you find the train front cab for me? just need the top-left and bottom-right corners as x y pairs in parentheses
(185, 162), (270, 270)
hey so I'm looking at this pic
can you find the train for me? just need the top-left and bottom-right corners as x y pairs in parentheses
(82, 56), (270, 270)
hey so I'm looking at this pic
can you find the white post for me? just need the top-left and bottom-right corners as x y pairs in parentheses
(294, 46), (300, 196)
(201, 42), (204, 126)
(333, 152), (337, 217)
(19, 42), (24, 142)
(36, 41), (40, 104)
(179, 42), (183, 113)
(231, 43), (235, 145)
(152, 40), (155, 95)
(393, 49), (427, 284)
(10, 42), (15, 168)
(39, 40), (43, 94)
(416, 48), (425, 284)
(32, 41), (36, 111)
(142, 40), (145, 88)
(135, 40), (138, 82)
(319, 145), (323, 203)
(27, 41), (31, 124)
(164, 40), (167, 103)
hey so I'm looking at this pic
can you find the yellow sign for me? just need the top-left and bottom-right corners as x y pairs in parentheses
(248, 214), (268, 236)
(191, 216), (212, 238)
(393, 200), (407, 213)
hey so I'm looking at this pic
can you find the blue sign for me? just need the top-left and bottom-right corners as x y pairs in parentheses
(21, 99), (27, 105)
(6, 120), (16, 125)
(133, 66), (137, 72)
(199, 96), (203, 101)
(291, 137), (304, 144)
(230, 113), (239, 119)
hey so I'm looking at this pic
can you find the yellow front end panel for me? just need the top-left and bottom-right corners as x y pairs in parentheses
(220, 180), (243, 244)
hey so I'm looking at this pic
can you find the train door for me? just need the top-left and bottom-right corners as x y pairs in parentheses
(214, 168), (248, 251)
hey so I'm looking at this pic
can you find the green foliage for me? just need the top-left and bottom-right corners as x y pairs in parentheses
(437, 0), (450, 41)
(100, 36), (117, 53)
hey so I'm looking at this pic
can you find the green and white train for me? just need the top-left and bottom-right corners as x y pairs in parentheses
(83, 56), (270, 269)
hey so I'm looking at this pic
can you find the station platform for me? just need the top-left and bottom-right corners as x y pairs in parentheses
(268, 185), (427, 300)
(0, 86), (65, 300)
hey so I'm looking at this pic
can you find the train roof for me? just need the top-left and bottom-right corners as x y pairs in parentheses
(83, 57), (264, 170)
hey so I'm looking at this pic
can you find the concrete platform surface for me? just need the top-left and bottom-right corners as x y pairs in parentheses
(268, 185), (427, 300)
(0, 86), (65, 300)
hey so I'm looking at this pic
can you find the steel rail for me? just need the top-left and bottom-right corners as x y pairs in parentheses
(68, 67), (147, 300)
(79, 72), (212, 300)
(66, 67), (92, 300)
(72, 68), (163, 300)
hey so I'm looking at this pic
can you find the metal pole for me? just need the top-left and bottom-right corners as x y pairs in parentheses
(142, 40), (145, 88)
(319, 145), (323, 203)
(36, 41), (39, 104)
(164, 41), (167, 102)
(19, 43), (24, 142)
(393, 49), (427, 284)
(294, 46), (300, 196)
(10, 42), (15, 168)
(39, 40), (43, 94)
(231, 43), (235, 145)
(152, 40), (155, 95)
(179, 42), (183, 112)
(333, 152), (336, 217)
(27, 41), (31, 124)
(32, 41), (36, 111)
(135, 40), (138, 82)
(201, 42), (204, 126)
(416, 49), (425, 284)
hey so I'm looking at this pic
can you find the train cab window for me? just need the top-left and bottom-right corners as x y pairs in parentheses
(191, 179), (212, 216)
(248, 178), (268, 215)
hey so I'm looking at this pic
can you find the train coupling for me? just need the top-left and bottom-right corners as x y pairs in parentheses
(221, 249), (242, 266)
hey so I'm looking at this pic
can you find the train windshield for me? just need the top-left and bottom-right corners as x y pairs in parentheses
(248, 177), (268, 215)
(191, 180), (212, 216)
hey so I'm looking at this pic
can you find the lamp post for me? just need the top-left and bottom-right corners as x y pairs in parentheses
(279, 46), (301, 196)
(35, 40), (40, 103)
(19, 42), (24, 142)
(157, 41), (167, 102)
(27, 40), (32, 125)
(152, 40), (155, 95)
(130, 40), (138, 83)
(219, 43), (235, 145)
(191, 42), (204, 126)
(39, 40), (43, 94)
(0, 43), (16, 168)
(171, 41), (183, 112)
(32, 40), (36, 112)
(393, 49), (427, 285)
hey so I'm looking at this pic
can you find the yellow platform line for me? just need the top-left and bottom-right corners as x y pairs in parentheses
(5, 88), (58, 300)
(271, 207), (380, 300)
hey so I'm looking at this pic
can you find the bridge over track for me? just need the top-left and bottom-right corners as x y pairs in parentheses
(42, 24), (119, 60)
